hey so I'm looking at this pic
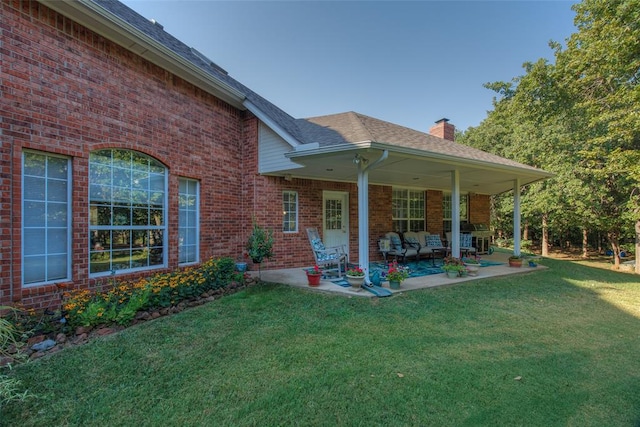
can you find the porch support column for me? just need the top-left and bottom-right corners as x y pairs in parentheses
(450, 170), (461, 258)
(356, 150), (388, 284)
(513, 178), (522, 256)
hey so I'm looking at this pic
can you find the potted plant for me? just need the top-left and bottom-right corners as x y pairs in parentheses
(442, 256), (465, 278)
(463, 257), (480, 276)
(305, 265), (322, 286)
(508, 255), (523, 267)
(386, 267), (409, 289)
(346, 266), (365, 290)
(235, 252), (248, 272)
(246, 220), (274, 264)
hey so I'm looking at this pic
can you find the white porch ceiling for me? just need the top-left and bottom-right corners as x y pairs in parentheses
(283, 148), (551, 195)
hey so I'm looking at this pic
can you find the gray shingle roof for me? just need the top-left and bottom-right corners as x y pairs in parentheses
(300, 112), (542, 171)
(90, 1), (546, 174)
(93, 0), (308, 143)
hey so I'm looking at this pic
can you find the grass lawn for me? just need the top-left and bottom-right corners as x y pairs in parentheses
(3, 257), (640, 426)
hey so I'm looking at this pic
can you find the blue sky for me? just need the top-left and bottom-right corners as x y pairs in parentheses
(121, 1), (577, 132)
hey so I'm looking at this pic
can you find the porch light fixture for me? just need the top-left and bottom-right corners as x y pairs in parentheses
(353, 154), (368, 165)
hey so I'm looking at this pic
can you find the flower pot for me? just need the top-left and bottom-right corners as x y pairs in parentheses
(235, 262), (247, 272)
(508, 259), (522, 267)
(446, 270), (459, 279)
(466, 265), (479, 276)
(389, 280), (401, 290)
(346, 274), (364, 290)
(528, 261), (537, 268)
(306, 273), (321, 287)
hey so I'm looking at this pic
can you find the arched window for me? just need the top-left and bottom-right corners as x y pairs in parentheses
(89, 149), (167, 275)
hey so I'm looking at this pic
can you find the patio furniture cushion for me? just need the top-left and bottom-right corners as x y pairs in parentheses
(389, 234), (403, 251)
(425, 234), (444, 247)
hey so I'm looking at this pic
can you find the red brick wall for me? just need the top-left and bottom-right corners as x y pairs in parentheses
(0, 1), (492, 310)
(426, 190), (444, 238)
(1, 1), (248, 309)
(469, 193), (491, 226)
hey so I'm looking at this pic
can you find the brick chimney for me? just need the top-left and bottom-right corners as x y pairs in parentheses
(429, 118), (455, 141)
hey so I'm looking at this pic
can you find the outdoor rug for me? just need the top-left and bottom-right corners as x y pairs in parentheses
(370, 258), (504, 278)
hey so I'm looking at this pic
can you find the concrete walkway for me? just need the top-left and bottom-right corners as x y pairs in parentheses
(250, 251), (544, 297)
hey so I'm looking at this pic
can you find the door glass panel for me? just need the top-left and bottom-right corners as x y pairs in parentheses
(324, 199), (342, 230)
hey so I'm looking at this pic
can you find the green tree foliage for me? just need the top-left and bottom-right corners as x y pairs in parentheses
(460, 0), (640, 267)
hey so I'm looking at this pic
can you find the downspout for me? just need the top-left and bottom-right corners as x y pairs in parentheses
(513, 178), (521, 256)
(450, 170), (460, 258)
(357, 150), (388, 284)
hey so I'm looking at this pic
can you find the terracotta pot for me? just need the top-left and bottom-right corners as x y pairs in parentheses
(509, 259), (522, 267)
(306, 273), (321, 286)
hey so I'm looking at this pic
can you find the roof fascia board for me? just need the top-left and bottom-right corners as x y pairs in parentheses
(243, 100), (303, 148)
(41, 0), (246, 108)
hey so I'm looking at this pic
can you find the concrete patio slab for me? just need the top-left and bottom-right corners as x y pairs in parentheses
(249, 252), (545, 297)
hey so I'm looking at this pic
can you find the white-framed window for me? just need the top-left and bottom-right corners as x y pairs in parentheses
(89, 149), (167, 276)
(22, 151), (72, 286)
(392, 188), (425, 233)
(179, 178), (199, 265)
(282, 191), (298, 233)
(443, 193), (469, 232)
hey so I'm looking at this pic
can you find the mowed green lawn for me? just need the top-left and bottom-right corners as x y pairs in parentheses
(4, 258), (640, 426)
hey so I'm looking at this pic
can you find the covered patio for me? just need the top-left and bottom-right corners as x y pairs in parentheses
(277, 115), (553, 283)
(253, 250), (544, 297)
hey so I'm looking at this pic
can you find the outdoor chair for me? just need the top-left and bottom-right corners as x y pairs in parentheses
(306, 227), (348, 278)
(384, 232), (418, 263)
(403, 231), (434, 260)
(445, 232), (477, 258)
(423, 233), (448, 266)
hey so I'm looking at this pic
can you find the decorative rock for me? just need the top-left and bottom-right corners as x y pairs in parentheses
(27, 335), (46, 347)
(151, 311), (161, 319)
(31, 339), (56, 352)
(136, 311), (151, 321)
(159, 308), (170, 316)
(56, 333), (67, 344)
(75, 326), (92, 336)
(96, 328), (116, 336)
(73, 333), (88, 344)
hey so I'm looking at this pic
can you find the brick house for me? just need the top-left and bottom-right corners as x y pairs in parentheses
(0, 0), (551, 310)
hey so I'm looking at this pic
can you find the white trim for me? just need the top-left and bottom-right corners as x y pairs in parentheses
(244, 100), (300, 148)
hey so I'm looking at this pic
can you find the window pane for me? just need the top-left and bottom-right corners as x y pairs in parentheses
(24, 201), (46, 227)
(47, 180), (67, 202)
(47, 254), (68, 280)
(48, 229), (67, 253)
(23, 257), (46, 283)
(89, 149), (166, 276)
(24, 229), (45, 256)
(178, 178), (199, 264)
(22, 152), (70, 286)
(24, 176), (45, 200)
(48, 203), (67, 227)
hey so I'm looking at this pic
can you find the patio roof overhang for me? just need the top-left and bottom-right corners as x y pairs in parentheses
(285, 142), (553, 195)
